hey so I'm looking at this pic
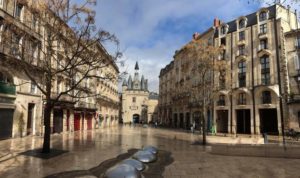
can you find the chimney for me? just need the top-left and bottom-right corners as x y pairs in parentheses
(214, 18), (220, 27)
(193, 32), (200, 40)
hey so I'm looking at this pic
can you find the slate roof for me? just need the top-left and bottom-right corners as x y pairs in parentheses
(215, 5), (276, 37)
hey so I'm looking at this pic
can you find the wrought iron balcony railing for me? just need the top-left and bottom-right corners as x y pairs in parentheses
(0, 82), (16, 95)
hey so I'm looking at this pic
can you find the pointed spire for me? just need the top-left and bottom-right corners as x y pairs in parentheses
(141, 75), (144, 90)
(134, 61), (139, 70)
(145, 79), (148, 91)
(128, 75), (133, 89)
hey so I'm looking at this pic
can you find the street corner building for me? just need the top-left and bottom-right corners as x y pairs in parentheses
(121, 62), (159, 124)
(159, 4), (300, 136)
(0, 0), (120, 140)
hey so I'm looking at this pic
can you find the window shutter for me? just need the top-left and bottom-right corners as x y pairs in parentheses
(294, 54), (300, 70)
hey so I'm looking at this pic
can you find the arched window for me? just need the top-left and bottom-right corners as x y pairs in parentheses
(238, 93), (246, 105)
(238, 61), (246, 87)
(218, 95), (225, 106)
(259, 11), (267, 21)
(262, 90), (271, 104)
(239, 19), (246, 29)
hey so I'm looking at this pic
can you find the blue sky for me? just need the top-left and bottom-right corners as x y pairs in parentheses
(86, 0), (296, 92)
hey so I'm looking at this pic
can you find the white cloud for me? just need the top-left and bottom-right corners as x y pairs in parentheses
(95, 0), (262, 92)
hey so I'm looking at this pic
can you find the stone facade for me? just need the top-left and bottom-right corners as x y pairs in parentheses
(121, 62), (158, 124)
(0, 0), (119, 139)
(159, 4), (300, 135)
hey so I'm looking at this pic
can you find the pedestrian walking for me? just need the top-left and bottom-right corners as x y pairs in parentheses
(190, 124), (194, 134)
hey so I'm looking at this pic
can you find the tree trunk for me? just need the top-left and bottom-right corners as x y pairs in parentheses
(202, 104), (206, 145)
(202, 114), (206, 145)
(42, 100), (51, 153)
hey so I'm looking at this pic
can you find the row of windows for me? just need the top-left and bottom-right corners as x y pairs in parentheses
(220, 38), (268, 59)
(219, 55), (270, 88)
(218, 90), (272, 106)
(221, 25), (267, 50)
(221, 11), (268, 35)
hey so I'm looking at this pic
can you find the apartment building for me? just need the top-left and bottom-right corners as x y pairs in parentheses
(159, 4), (300, 136)
(0, 0), (119, 139)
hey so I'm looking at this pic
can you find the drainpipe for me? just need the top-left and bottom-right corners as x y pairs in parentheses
(251, 26), (256, 135)
(230, 33), (233, 134)
(274, 15), (286, 146)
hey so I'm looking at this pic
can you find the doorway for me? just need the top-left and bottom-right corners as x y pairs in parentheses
(133, 114), (140, 124)
(185, 112), (190, 130)
(179, 113), (184, 129)
(259, 109), (278, 135)
(27, 103), (35, 135)
(53, 109), (63, 133)
(0, 109), (14, 139)
(86, 113), (93, 130)
(217, 110), (228, 133)
(236, 109), (251, 134)
(74, 113), (81, 131)
(173, 113), (178, 128)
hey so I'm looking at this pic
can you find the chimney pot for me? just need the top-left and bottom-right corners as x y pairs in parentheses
(214, 18), (220, 27)
(193, 32), (200, 40)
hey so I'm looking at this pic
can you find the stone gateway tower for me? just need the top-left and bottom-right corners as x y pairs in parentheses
(121, 62), (158, 124)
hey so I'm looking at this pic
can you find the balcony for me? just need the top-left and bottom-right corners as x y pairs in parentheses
(0, 82), (16, 95)
(258, 31), (268, 39)
(255, 76), (277, 87)
(75, 101), (97, 110)
(50, 92), (74, 103)
(257, 47), (271, 58)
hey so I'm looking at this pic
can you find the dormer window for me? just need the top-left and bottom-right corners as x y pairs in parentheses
(220, 24), (228, 35)
(259, 11), (268, 21)
(221, 26), (226, 35)
(239, 19), (246, 29)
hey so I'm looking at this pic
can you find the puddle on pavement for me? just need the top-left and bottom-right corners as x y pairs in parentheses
(45, 148), (174, 178)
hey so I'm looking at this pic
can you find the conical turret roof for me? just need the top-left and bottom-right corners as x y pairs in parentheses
(134, 61), (139, 70)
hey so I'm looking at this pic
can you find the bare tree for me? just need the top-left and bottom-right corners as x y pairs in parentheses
(183, 39), (225, 145)
(0, 0), (121, 153)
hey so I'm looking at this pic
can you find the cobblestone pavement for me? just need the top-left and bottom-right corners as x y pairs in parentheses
(0, 126), (300, 178)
